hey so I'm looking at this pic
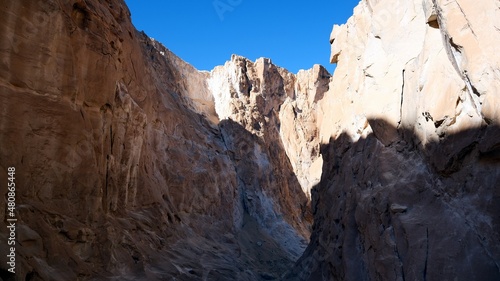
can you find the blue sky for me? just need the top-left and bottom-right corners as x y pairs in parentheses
(124, 0), (360, 73)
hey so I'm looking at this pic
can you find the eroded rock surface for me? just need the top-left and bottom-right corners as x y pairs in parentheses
(287, 0), (500, 280)
(1, 0), (499, 280)
(0, 1), (319, 280)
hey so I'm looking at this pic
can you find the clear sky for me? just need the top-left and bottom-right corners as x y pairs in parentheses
(124, 0), (360, 74)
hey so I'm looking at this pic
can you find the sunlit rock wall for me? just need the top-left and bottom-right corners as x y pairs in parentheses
(287, 0), (500, 280)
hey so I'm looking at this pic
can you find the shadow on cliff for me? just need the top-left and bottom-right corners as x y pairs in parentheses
(285, 119), (500, 281)
(0, 32), (314, 281)
(219, 119), (312, 239)
(185, 118), (312, 280)
(0, 1), (317, 280)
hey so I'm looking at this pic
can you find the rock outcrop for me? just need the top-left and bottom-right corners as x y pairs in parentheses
(0, 1), (316, 280)
(287, 0), (500, 280)
(1, 0), (499, 280)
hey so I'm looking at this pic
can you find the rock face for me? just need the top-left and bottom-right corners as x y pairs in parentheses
(0, 1), (316, 280)
(209, 57), (330, 199)
(0, 0), (499, 280)
(287, 0), (500, 280)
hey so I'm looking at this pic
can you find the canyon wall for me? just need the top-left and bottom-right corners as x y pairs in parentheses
(0, 0), (499, 280)
(287, 0), (500, 280)
(0, 0), (317, 280)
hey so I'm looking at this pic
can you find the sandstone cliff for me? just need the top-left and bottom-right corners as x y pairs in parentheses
(287, 0), (500, 280)
(0, 0), (499, 280)
(0, 0), (315, 280)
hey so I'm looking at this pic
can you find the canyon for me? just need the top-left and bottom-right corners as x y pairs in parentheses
(0, 0), (499, 280)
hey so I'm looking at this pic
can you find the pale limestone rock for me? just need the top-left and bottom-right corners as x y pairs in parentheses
(288, 0), (500, 280)
(209, 56), (330, 199)
(207, 55), (338, 255)
(279, 65), (330, 197)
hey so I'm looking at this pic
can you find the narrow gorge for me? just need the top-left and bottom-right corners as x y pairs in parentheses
(0, 0), (499, 280)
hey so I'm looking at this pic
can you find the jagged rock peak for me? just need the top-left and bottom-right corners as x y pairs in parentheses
(208, 55), (331, 197)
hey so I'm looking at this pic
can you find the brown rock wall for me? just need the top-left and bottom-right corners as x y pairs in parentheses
(0, 1), (314, 280)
